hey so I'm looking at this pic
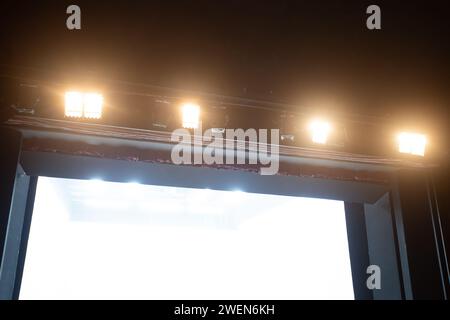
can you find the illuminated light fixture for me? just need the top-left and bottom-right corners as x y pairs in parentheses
(181, 102), (200, 129)
(64, 91), (84, 118)
(397, 132), (427, 156)
(309, 119), (331, 144)
(83, 93), (103, 119)
(64, 91), (103, 119)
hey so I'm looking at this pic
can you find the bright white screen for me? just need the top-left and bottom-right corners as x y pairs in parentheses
(20, 177), (354, 300)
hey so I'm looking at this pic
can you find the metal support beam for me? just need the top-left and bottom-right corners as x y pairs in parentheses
(0, 128), (22, 299)
(344, 202), (373, 300)
(0, 128), (22, 268)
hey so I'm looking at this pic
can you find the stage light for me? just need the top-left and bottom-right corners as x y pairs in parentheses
(181, 103), (200, 129)
(309, 119), (331, 144)
(397, 132), (427, 156)
(65, 91), (83, 118)
(65, 91), (103, 119)
(83, 93), (103, 119)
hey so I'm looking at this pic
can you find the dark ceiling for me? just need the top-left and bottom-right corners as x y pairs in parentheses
(1, 0), (449, 146)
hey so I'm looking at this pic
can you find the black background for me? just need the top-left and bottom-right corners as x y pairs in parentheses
(0, 1), (449, 147)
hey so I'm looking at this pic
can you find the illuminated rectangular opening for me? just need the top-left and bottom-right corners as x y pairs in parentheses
(20, 177), (354, 300)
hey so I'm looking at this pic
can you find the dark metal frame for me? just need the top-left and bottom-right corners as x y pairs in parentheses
(0, 125), (448, 300)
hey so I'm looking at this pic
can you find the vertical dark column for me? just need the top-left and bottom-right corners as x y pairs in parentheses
(364, 193), (404, 299)
(344, 202), (373, 300)
(0, 128), (22, 270)
(12, 176), (37, 299)
(396, 169), (446, 299)
(431, 164), (450, 294)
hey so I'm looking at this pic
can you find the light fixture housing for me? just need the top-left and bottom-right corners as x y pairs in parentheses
(64, 91), (103, 119)
(181, 102), (200, 129)
(397, 132), (427, 156)
(309, 119), (331, 144)
(280, 134), (295, 142)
